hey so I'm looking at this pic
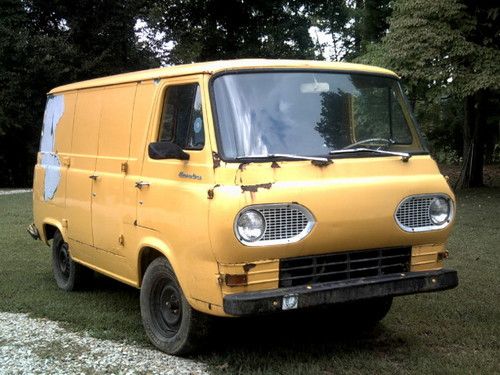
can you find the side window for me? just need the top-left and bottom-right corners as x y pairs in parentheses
(158, 83), (205, 150)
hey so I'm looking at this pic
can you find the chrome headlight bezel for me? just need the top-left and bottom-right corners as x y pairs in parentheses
(235, 209), (266, 243)
(395, 194), (454, 232)
(429, 196), (451, 225)
(234, 203), (315, 246)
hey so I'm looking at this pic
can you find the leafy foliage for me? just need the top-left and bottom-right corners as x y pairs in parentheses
(0, 0), (497, 187)
(358, 0), (499, 186)
(358, 0), (500, 99)
(146, 0), (318, 64)
(0, 0), (158, 186)
(313, 0), (390, 61)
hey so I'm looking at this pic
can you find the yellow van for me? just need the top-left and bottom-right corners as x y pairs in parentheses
(29, 59), (458, 354)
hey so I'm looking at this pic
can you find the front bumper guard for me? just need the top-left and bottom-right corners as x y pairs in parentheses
(223, 269), (458, 316)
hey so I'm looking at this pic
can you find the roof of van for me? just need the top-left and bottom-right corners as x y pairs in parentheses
(49, 59), (399, 94)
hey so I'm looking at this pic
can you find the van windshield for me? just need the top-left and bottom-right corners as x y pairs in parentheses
(212, 71), (426, 160)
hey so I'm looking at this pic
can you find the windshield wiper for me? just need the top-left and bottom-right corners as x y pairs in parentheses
(343, 137), (395, 150)
(235, 153), (332, 166)
(329, 148), (411, 162)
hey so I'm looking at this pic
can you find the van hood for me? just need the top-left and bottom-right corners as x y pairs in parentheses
(208, 155), (455, 264)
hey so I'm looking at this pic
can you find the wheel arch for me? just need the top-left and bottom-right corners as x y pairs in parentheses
(137, 237), (180, 288)
(42, 219), (65, 245)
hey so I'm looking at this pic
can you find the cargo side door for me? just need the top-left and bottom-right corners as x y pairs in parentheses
(122, 81), (157, 228)
(66, 88), (102, 245)
(91, 83), (137, 254)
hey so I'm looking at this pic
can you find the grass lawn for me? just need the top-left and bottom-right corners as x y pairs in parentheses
(1, 189), (499, 374)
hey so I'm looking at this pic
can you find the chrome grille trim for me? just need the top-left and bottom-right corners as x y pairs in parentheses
(235, 204), (315, 246)
(395, 194), (454, 232)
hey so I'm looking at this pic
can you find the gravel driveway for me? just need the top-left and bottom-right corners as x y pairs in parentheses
(0, 312), (208, 375)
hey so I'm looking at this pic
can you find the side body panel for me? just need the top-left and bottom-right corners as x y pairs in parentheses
(134, 75), (220, 312)
(91, 83), (137, 254)
(65, 88), (102, 246)
(67, 82), (155, 286)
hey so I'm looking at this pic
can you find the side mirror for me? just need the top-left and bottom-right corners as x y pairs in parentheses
(148, 141), (190, 160)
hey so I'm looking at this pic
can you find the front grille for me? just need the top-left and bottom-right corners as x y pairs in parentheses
(396, 196), (434, 230)
(279, 247), (411, 287)
(237, 204), (315, 246)
(260, 206), (309, 241)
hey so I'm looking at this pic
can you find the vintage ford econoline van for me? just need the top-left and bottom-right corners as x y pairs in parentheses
(30, 59), (458, 354)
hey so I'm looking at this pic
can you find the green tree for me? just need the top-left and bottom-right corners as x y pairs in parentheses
(313, 0), (390, 61)
(146, 0), (318, 64)
(0, 0), (158, 186)
(359, 0), (500, 188)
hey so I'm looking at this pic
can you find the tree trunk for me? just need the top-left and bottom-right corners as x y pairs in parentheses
(458, 91), (485, 188)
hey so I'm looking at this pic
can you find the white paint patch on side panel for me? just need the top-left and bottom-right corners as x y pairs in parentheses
(40, 95), (64, 201)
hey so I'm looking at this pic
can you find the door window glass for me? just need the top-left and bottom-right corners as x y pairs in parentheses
(158, 84), (204, 150)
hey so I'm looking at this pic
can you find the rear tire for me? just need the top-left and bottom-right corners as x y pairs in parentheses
(140, 257), (209, 355)
(52, 231), (92, 291)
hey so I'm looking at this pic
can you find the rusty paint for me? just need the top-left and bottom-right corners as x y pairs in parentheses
(311, 159), (333, 167)
(238, 163), (247, 170)
(241, 182), (273, 192)
(225, 273), (248, 286)
(217, 275), (224, 285)
(271, 161), (281, 168)
(243, 263), (256, 273)
(207, 184), (220, 200)
(212, 151), (221, 168)
(437, 251), (449, 261)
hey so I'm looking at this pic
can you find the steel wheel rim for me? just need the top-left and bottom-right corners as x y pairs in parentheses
(58, 243), (70, 279)
(151, 277), (182, 338)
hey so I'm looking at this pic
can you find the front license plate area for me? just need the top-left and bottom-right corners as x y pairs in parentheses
(282, 294), (298, 310)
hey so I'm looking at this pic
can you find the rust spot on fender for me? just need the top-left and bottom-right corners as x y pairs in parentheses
(207, 184), (220, 199)
(311, 159), (333, 167)
(212, 151), (221, 168)
(243, 263), (256, 273)
(241, 183), (273, 192)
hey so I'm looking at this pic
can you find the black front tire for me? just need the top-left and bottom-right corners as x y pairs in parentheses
(52, 231), (92, 291)
(140, 257), (209, 355)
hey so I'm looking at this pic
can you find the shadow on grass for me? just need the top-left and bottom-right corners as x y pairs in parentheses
(191, 307), (417, 375)
(78, 273), (410, 365)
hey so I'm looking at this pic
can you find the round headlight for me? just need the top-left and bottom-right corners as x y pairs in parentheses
(429, 197), (450, 225)
(236, 210), (266, 242)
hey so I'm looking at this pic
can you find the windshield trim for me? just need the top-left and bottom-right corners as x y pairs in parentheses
(208, 68), (428, 163)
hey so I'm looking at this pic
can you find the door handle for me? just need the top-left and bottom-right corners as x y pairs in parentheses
(135, 181), (150, 189)
(89, 174), (99, 181)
